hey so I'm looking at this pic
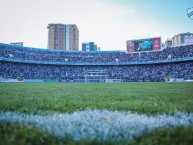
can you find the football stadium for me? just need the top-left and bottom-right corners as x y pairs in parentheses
(1, 0), (193, 144)
(0, 42), (193, 145)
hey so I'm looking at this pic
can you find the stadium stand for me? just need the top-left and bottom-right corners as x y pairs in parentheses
(0, 43), (193, 82)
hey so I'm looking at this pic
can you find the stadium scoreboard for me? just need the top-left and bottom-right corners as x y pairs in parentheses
(126, 37), (161, 52)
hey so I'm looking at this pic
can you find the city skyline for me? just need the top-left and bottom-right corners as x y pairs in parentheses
(0, 0), (192, 51)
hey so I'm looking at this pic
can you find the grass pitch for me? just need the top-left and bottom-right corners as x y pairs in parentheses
(0, 82), (193, 114)
(0, 82), (193, 145)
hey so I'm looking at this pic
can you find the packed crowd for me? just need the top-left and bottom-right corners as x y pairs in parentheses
(0, 43), (193, 64)
(1, 61), (193, 81)
(1, 43), (193, 81)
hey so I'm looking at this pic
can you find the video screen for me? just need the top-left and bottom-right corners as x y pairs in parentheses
(127, 37), (161, 52)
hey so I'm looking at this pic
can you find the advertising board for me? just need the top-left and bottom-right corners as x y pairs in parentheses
(126, 37), (161, 52)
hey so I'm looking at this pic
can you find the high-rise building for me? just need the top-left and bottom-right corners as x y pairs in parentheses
(47, 23), (79, 50)
(172, 32), (193, 46)
(82, 42), (99, 51)
(10, 42), (23, 46)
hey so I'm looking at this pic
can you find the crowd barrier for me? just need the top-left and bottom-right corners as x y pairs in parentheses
(185, 80), (193, 82)
(0, 78), (18, 82)
(44, 79), (59, 83)
(169, 78), (185, 82)
(1, 57), (193, 66)
(1, 78), (192, 83)
(113, 79), (122, 83)
(24, 79), (44, 82)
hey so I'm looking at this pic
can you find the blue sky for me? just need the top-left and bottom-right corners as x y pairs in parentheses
(0, 0), (192, 50)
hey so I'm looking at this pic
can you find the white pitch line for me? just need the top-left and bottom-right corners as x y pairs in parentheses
(0, 110), (193, 142)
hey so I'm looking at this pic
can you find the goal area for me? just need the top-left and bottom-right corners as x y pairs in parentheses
(84, 70), (108, 83)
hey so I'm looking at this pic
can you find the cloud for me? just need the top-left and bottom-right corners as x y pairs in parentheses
(0, 0), (143, 50)
(0, 0), (192, 50)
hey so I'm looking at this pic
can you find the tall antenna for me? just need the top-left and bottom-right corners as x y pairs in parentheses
(187, 7), (193, 20)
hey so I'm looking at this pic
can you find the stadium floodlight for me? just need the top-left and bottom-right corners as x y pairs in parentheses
(187, 7), (193, 20)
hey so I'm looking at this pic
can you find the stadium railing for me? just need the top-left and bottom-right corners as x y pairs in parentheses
(1, 57), (193, 66)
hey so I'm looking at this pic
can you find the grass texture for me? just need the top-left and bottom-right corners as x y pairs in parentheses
(0, 111), (193, 143)
(0, 82), (193, 145)
(0, 82), (193, 114)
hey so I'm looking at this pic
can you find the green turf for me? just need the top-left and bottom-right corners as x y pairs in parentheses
(0, 123), (62, 145)
(0, 82), (193, 145)
(1, 123), (193, 145)
(0, 82), (193, 115)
